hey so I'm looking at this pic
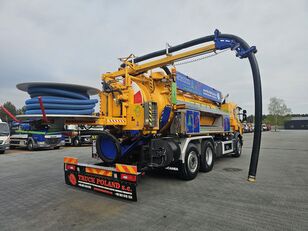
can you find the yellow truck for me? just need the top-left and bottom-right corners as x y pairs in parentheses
(64, 29), (261, 201)
(16, 29), (262, 201)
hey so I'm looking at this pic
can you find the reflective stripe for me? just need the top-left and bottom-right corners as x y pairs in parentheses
(85, 167), (112, 177)
(116, 164), (137, 175)
(64, 157), (78, 164)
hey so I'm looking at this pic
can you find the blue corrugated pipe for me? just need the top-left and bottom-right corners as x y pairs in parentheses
(24, 86), (98, 115)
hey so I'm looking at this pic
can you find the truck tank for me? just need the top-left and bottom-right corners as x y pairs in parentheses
(96, 68), (242, 163)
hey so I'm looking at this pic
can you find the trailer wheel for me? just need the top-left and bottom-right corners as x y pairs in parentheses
(200, 141), (215, 172)
(27, 140), (34, 151)
(179, 143), (200, 180)
(232, 134), (242, 158)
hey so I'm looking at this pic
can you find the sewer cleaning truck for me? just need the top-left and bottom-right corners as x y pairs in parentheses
(15, 29), (262, 201)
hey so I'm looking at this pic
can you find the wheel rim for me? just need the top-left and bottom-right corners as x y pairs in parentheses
(205, 147), (213, 165)
(28, 142), (33, 150)
(187, 150), (198, 173)
(237, 141), (242, 154)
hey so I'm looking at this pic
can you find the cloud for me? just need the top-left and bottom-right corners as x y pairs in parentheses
(0, 0), (307, 114)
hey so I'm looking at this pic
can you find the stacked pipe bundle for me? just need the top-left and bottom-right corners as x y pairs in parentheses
(24, 85), (98, 115)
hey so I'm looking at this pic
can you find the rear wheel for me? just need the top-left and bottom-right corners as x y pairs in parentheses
(0, 150), (5, 154)
(200, 141), (215, 172)
(73, 138), (80, 146)
(178, 143), (200, 180)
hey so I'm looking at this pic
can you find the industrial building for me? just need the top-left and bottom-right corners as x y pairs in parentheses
(284, 117), (308, 129)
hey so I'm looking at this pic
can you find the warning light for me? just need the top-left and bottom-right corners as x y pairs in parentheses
(120, 174), (137, 182)
(65, 164), (76, 171)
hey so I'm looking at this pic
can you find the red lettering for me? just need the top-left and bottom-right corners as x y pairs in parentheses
(96, 178), (103, 185)
(121, 185), (132, 192)
(78, 174), (95, 183)
(95, 178), (121, 189)
(78, 174), (85, 181)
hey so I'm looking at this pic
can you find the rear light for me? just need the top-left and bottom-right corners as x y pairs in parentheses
(65, 164), (76, 171)
(120, 173), (137, 182)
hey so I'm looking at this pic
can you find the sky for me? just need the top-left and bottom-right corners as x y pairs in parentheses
(0, 0), (307, 114)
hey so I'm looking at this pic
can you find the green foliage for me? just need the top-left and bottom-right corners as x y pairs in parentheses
(268, 97), (292, 116)
(247, 115), (254, 123)
(0, 102), (26, 122)
(17, 106), (26, 115)
(263, 115), (290, 126)
(0, 101), (17, 122)
(267, 97), (292, 131)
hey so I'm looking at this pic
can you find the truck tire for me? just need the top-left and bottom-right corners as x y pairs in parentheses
(178, 143), (200, 180)
(232, 134), (242, 158)
(200, 140), (215, 172)
(73, 138), (80, 146)
(27, 140), (34, 151)
(0, 150), (4, 154)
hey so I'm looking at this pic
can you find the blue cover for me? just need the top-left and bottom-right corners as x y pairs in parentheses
(185, 110), (200, 133)
(224, 116), (230, 131)
(176, 72), (222, 103)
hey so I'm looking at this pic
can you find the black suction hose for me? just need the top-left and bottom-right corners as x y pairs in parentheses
(161, 66), (171, 75)
(129, 32), (262, 181)
(132, 35), (215, 63)
(219, 34), (262, 182)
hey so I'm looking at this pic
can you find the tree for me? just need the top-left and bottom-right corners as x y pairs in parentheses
(17, 106), (26, 115)
(247, 115), (254, 123)
(268, 97), (292, 131)
(0, 101), (18, 122)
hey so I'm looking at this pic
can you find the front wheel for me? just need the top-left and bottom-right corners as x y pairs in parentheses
(178, 143), (200, 180)
(200, 141), (215, 172)
(232, 134), (242, 158)
(27, 140), (34, 151)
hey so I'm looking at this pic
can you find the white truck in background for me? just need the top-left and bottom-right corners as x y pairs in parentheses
(0, 119), (10, 154)
(64, 125), (92, 146)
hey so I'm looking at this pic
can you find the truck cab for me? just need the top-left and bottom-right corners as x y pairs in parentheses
(0, 120), (10, 154)
(10, 121), (65, 151)
(64, 125), (92, 146)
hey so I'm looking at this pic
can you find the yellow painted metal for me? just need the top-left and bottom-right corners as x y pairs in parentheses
(103, 43), (216, 79)
(94, 41), (242, 135)
(221, 102), (243, 135)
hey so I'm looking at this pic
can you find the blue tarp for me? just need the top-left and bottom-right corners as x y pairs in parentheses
(176, 72), (222, 103)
